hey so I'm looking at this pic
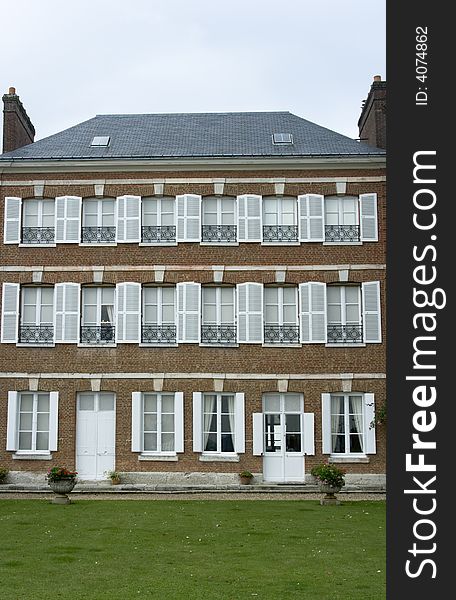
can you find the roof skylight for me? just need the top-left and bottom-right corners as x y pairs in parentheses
(272, 133), (293, 145)
(91, 136), (110, 147)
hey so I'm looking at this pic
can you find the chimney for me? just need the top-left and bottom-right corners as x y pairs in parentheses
(2, 87), (35, 153)
(358, 75), (386, 149)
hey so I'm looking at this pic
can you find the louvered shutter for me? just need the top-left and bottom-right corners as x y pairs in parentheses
(192, 392), (203, 452)
(299, 282), (327, 343)
(4, 197), (21, 244)
(298, 194), (324, 241)
(117, 195), (141, 242)
(321, 393), (332, 454)
(303, 413), (315, 455)
(237, 283), (263, 343)
(116, 283), (141, 343)
(49, 392), (59, 451)
(177, 194), (201, 242)
(177, 282), (201, 343)
(6, 391), (19, 451)
(362, 281), (382, 343)
(55, 196), (81, 243)
(54, 283), (80, 343)
(364, 393), (376, 454)
(234, 393), (245, 453)
(174, 392), (184, 453)
(1, 283), (20, 343)
(252, 413), (264, 455)
(359, 193), (378, 242)
(131, 392), (143, 452)
(237, 195), (262, 242)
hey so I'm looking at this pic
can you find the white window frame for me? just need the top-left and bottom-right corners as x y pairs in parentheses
(202, 392), (237, 455)
(13, 391), (58, 455)
(202, 287), (236, 326)
(201, 196), (238, 245)
(329, 393), (366, 457)
(326, 285), (364, 347)
(20, 287), (54, 327)
(264, 287), (298, 327)
(141, 392), (177, 456)
(141, 197), (177, 245)
(262, 196), (298, 245)
(142, 286), (177, 346)
(20, 198), (56, 246)
(82, 287), (116, 327)
(81, 198), (117, 245)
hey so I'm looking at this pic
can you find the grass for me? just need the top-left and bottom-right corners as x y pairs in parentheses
(0, 499), (385, 600)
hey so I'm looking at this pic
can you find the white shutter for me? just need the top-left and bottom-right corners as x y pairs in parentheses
(6, 391), (19, 451)
(1, 283), (19, 343)
(177, 282), (201, 343)
(54, 283), (80, 343)
(55, 196), (81, 243)
(131, 392), (142, 452)
(237, 195), (262, 242)
(117, 195), (141, 243)
(4, 197), (21, 244)
(237, 283), (263, 344)
(116, 283), (141, 343)
(299, 282), (327, 343)
(360, 193), (378, 242)
(252, 413), (264, 455)
(49, 392), (59, 451)
(303, 413), (315, 455)
(192, 392), (203, 452)
(298, 194), (324, 241)
(174, 392), (184, 453)
(234, 392), (245, 453)
(364, 393), (376, 454)
(321, 393), (332, 454)
(177, 194), (201, 242)
(362, 281), (382, 343)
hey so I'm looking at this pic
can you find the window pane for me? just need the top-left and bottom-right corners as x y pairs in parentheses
(161, 414), (174, 432)
(349, 396), (363, 414)
(37, 395), (49, 412)
(203, 304), (216, 323)
(144, 395), (157, 413)
(37, 413), (49, 431)
(204, 395), (217, 413)
(161, 395), (174, 413)
(265, 304), (279, 323)
(36, 432), (49, 451)
(162, 304), (175, 323)
(102, 288), (115, 303)
(19, 413), (33, 430)
(221, 395), (234, 414)
(221, 304), (234, 323)
(23, 287), (37, 304)
(162, 287), (174, 304)
(345, 287), (359, 303)
(350, 434), (363, 453)
(99, 394), (114, 411)
(204, 433), (217, 451)
(346, 305), (360, 323)
(284, 395), (301, 412)
(83, 288), (97, 304)
(283, 305), (296, 324)
(331, 396), (344, 414)
(207, 413), (217, 432)
(41, 305), (54, 324)
(161, 433), (174, 452)
(144, 433), (157, 451)
(221, 433), (234, 452)
(83, 305), (97, 324)
(264, 395), (280, 412)
(286, 433), (301, 452)
(22, 305), (36, 324)
(79, 395), (94, 411)
(265, 414), (281, 452)
(144, 414), (157, 431)
(20, 394), (34, 412)
(221, 414), (232, 433)
(286, 414), (301, 432)
(264, 287), (278, 304)
(327, 287), (341, 303)
(19, 432), (32, 450)
(332, 434), (345, 453)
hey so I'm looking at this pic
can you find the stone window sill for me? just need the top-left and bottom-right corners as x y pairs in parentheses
(13, 452), (53, 460)
(138, 454), (178, 462)
(329, 455), (370, 464)
(199, 454), (240, 463)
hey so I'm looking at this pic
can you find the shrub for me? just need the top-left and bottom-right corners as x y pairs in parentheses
(0, 467), (9, 483)
(310, 463), (346, 488)
(46, 466), (77, 482)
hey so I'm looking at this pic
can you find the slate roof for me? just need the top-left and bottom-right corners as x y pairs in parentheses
(0, 111), (385, 160)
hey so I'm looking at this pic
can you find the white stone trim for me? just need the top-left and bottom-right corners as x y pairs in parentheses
(335, 181), (347, 194)
(94, 183), (105, 197)
(34, 183), (45, 197)
(153, 182), (164, 195)
(199, 454), (240, 462)
(32, 270), (43, 283)
(91, 378), (101, 392)
(138, 454), (178, 462)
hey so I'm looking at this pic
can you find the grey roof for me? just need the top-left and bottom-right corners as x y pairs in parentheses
(0, 111), (385, 160)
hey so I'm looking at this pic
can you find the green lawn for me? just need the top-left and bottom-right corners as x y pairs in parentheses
(0, 499), (385, 600)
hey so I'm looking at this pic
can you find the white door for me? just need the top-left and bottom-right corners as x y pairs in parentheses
(263, 393), (304, 483)
(76, 393), (116, 480)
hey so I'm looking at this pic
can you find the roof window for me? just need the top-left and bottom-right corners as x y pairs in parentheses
(91, 136), (110, 147)
(272, 133), (293, 145)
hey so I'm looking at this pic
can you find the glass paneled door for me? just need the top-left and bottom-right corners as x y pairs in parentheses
(263, 393), (304, 482)
(76, 393), (116, 480)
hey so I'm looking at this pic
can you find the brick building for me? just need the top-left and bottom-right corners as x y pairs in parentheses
(0, 79), (386, 486)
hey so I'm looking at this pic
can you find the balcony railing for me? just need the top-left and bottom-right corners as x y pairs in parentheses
(201, 324), (237, 344)
(263, 225), (298, 243)
(21, 227), (55, 244)
(201, 225), (237, 243)
(325, 225), (360, 243)
(327, 323), (363, 344)
(264, 324), (300, 344)
(81, 226), (116, 243)
(19, 325), (54, 344)
(80, 325), (115, 344)
(142, 324), (177, 344)
(142, 226), (177, 243)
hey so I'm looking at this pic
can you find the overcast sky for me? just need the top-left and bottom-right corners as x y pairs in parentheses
(0, 0), (385, 144)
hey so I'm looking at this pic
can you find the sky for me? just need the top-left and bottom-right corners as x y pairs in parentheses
(0, 0), (385, 144)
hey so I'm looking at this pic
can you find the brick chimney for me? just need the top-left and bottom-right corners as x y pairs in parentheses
(358, 76), (386, 149)
(2, 87), (35, 153)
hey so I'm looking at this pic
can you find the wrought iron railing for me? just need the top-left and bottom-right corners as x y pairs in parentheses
(19, 325), (54, 344)
(141, 324), (177, 344)
(325, 225), (360, 243)
(201, 324), (237, 344)
(201, 225), (237, 243)
(81, 226), (116, 243)
(264, 324), (300, 344)
(263, 225), (298, 243)
(80, 325), (115, 344)
(141, 226), (177, 243)
(327, 323), (363, 343)
(21, 227), (55, 244)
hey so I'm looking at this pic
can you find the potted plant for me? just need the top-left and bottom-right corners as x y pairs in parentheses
(46, 466), (78, 504)
(0, 467), (9, 484)
(239, 470), (254, 485)
(310, 463), (346, 505)
(106, 470), (121, 485)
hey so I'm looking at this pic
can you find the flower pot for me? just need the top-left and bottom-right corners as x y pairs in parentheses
(48, 479), (76, 504)
(240, 476), (253, 485)
(319, 483), (342, 505)
(111, 477), (121, 485)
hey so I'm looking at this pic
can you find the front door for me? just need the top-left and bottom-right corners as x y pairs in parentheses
(76, 392), (116, 480)
(263, 393), (304, 483)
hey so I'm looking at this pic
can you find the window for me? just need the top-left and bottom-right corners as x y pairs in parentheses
(326, 285), (362, 344)
(91, 136), (110, 146)
(203, 393), (236, 453)
(324, 196), (359, 242)
(81, 287), (115, 344)
(22, 199), (55, 244)
(272, 133), (293, 145)
(19, 286), (54, 344)
(264, 286), (299, 344)
(81, 198), (116, 243)
(201, 287), (236, 344)
(142, 197), (176, 243)
(142, 286), (176, 344)
(263, 197), (298, 242)
(17, 392), (50, 452)
(201, 197), (237, 243)
(330, 394), (364, 454)
(142, 393), (176, 453)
